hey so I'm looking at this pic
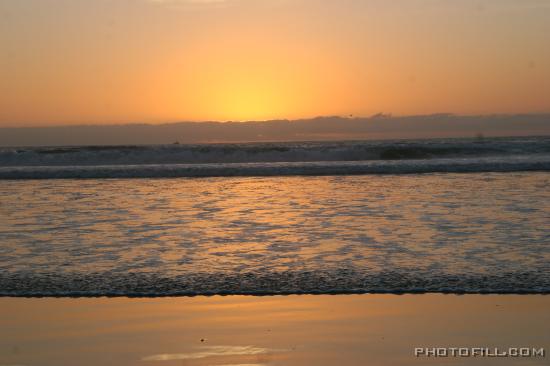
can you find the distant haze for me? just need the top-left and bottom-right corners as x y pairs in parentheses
(1, 115), (549, 146)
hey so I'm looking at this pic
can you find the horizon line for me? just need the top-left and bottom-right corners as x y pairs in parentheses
(2, 112), (550, 129)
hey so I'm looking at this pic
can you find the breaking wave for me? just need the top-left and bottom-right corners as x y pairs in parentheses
(1, 136), (549, 167)
(1, 156), (550, 179)
(1, 137), (550, 179)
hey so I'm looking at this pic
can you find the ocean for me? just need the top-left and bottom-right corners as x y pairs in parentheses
(0, 136), (549, 296)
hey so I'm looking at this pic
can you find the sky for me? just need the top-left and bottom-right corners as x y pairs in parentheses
(1, 0), (549, 127)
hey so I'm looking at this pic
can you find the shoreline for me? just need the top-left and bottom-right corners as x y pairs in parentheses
(2, 291), (550, 298)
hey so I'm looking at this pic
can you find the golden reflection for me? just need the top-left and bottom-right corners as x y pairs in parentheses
(2, 174), (548, 280)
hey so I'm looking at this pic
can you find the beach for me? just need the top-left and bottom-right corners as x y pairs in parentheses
(1, 138), (549, 366)
(1, 294), (549, 366)
(2, 0), (550, 364)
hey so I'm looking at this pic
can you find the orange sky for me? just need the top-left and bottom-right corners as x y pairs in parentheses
(1, 0), (549, 126)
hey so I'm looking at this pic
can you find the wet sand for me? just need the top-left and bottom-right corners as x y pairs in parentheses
(1, 294), (549, 366)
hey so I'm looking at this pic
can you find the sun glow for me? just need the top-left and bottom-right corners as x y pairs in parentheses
(1, 0), (549, 126)
(145, 25), (357, 122)
(208, 80), (288, 122)
(175, 43), (306, 122)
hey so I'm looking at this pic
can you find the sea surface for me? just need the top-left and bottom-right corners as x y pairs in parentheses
(0, 137), (549, 296)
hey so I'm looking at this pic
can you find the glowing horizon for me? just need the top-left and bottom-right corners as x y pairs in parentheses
(1, 0), (549, 126)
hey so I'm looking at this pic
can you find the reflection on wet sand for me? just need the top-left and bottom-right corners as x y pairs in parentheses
(142, 345), (285, 362)
(1, 294), (549, 366)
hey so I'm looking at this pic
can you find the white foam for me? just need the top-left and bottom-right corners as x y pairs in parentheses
(0, 155), (549, 179)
